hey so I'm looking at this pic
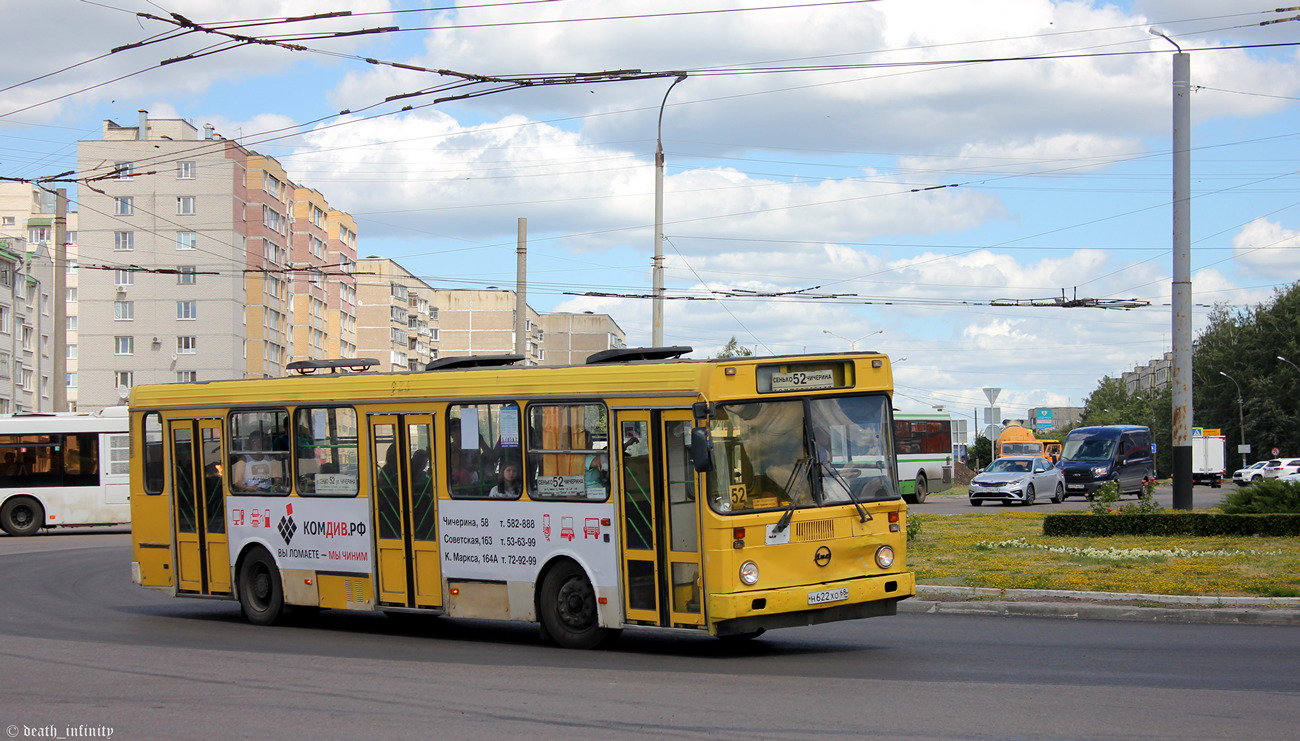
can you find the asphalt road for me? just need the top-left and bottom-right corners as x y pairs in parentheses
(2, 533), (1298, 740)
(915, 479), (1232, 514)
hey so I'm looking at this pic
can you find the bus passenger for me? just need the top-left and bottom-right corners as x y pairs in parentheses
(233, 432), (282, 492)
(489, 463), (521, 498)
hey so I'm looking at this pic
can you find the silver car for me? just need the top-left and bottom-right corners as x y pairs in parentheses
(969, 456), (1064, 506)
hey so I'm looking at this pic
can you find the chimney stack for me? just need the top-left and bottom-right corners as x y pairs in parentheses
(137, 110), (148, 141)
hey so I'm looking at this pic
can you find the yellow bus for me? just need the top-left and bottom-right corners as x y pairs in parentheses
(128, 348), (913, 648)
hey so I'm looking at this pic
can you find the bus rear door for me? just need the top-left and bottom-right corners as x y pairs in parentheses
(369, 414), (441, 609)
(616, 410), (704, 630)
(169, 418), (231, 595)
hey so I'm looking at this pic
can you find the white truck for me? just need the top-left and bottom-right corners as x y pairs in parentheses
(1192, 435), (1226, 487)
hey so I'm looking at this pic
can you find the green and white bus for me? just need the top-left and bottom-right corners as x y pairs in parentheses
(893, 412), (954, 504)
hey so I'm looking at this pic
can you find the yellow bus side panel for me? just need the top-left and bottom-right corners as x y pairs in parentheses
(317, 573), (374, 611)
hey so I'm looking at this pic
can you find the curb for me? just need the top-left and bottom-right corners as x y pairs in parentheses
(906, 585), (1300, 625)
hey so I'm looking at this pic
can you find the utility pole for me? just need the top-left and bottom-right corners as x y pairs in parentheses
(515, 218), (527, 361)
(1153, 28), (1194, 510)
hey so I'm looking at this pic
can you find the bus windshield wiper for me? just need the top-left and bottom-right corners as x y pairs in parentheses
(772, 457), (811, 535)
(820, 459), (871, 523)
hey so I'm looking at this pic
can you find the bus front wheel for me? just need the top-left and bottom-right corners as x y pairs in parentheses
(238, 548), (285, 626)
(0, 496), (44, 536)
(538, 560), (615, 649)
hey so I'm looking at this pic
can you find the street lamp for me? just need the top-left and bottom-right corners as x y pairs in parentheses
(1220, 371), (1248, 469)
(652, 73), (688, 347)
(1278, 355), (1300, 374)
(822, 328), (882, 351)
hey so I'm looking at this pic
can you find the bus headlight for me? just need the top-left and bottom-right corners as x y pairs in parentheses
(739, 561), (760, 585)
(875, 545), (896, 569)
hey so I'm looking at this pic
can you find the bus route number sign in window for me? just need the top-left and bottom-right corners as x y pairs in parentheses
(770, 369), (835, 391)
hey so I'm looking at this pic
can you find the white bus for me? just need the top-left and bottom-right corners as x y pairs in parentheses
(893, 412), (954, 504)
(0, 407), (131, 536)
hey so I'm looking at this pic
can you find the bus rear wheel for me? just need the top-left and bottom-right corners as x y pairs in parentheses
(238, 548), (285, 626)
(538, 560), (615, 649)
(0, 496), (43, 536)
(906, 474), (928, 504)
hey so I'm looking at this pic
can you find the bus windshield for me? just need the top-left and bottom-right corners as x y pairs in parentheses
(707, 394), (896, 514)
(1063, 437), (1116, 462)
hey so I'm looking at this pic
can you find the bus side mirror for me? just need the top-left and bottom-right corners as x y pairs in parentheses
(690, 428), (714, 473)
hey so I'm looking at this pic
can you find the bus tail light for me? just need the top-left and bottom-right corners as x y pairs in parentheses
(733, 527), (746, 540)
(875, 545), (895, 569)
(739, 561), (759, 585)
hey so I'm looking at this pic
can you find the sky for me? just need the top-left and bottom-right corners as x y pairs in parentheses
(3, 0), (1299, 432)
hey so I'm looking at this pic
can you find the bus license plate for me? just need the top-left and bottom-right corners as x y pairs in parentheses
(808, 587), (849, 605)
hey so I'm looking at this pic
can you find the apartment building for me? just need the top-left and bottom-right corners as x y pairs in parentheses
(354, 258), (438, 371)
(0, 184), (64, 412)
(74, 112), (359, 408)
(433, 288), (544, 365)
(540, 312), (626, 366)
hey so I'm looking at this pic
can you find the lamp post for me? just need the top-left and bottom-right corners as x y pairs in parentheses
(1279, 355), (1300, 374)
(652, 74), (687, 347)
(821, 328), (882, 351)
(1220, 371), (1247, 470)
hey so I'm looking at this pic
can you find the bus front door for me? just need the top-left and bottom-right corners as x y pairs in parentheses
(369, 415), (441, 609)
(616, 410), (705, 630)
(169, 419), (231, 595)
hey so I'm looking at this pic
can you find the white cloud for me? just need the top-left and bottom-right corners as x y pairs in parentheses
(1232, 217), (1300, 275)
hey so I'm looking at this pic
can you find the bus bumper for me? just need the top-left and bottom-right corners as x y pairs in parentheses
(707, 571), (915, 637)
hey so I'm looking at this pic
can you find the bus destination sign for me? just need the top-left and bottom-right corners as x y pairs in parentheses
(770, 369), (836, 391)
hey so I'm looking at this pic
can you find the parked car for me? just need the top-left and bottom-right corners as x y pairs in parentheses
(1262, 458), (1300, 479)
(969, 455), (1064, 506)
(1232, 460), (1270, 486)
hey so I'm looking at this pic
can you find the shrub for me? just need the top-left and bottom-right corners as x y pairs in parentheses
(1087, 479), (1161, 515)
(1043, 512), (1300, 537)
(907, 514), (923, 542)
(1220, 478), (1300, 514)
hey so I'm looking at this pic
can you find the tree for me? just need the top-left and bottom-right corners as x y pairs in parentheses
(968, 436), (992, 470)
(715, 336), (754, 358)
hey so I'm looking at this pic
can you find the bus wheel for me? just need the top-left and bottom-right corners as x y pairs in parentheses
(0, 496), (44, 537)
(238, 548), (285, 626)
(539, 560), (612, 649)
(906, 474), (928, 504)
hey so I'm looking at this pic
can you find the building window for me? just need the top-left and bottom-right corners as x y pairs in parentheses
(176, 370), (197, 383)
(115, 162), (134, 180)
(114, 231), (134, 251)
(66, 344), (76, 359)
(0, 216), (12, 226)
(177, 161), (196, 179)
(176, 231), (197, 250)
(177, 196), (196, 215)
(114, 371), (133, 389)
(29, 226), (50, 244)
(65, 316), (77, 331)
(177, 266), (196, 285)
(20, 326), (33, 351)
(66, 373), (77, 388)
(65, 231), (77, 244)
(0, 353), (7, 377)
(114, 336), (134, 355)
(114, 197), (133, 216)
(114, 301), (134, 320)
(177, 336), (196, 354)
(0, 306), (9, 333)
(66, 260), (78, 274)
(66, 287), (77, 302)
(176, 300), (197, 320)
(0, 266), (9, 288)
(114, 269), (134, 286)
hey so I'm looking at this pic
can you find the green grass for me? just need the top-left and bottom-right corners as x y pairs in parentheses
(907, 511), (1300, 597)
